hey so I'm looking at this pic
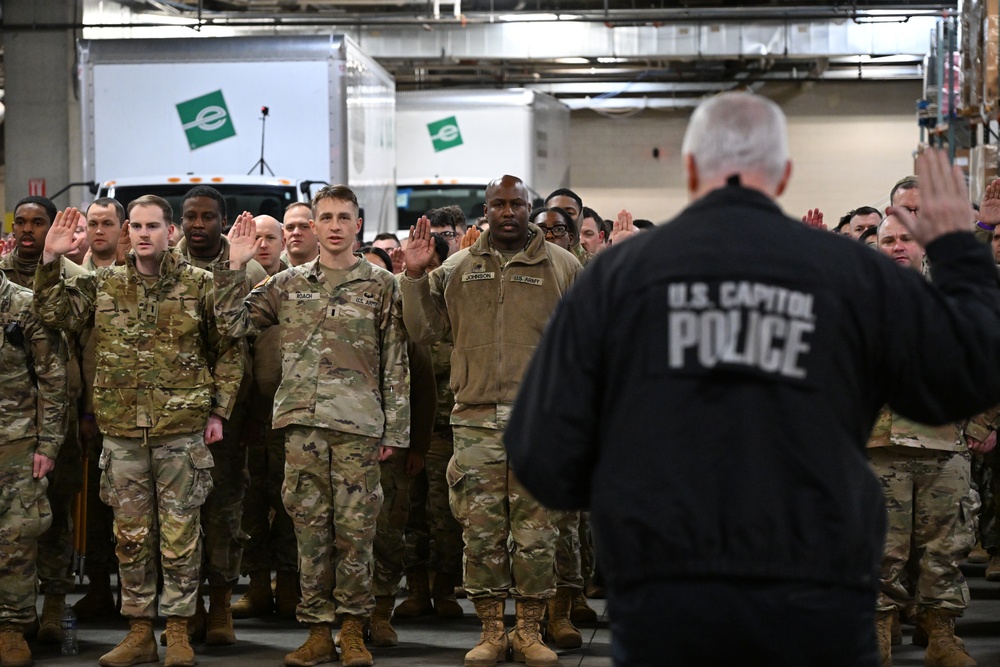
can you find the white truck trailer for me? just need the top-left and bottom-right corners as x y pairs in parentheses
(78, 34), (396, 235)
(395, 88), (570, 230)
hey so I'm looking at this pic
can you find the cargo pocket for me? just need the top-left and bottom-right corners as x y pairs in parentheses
(98, 448), (121, 508)
(18, 477), (52, 540)
(281, 467), (302, 516)
(446, 455), (469, 525)
(182, 443), (215, 509)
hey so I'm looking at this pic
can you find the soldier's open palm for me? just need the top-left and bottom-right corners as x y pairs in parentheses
(44, 208), (84, 259)
(405, 217), (436, 276)
(226, 211), (261, 268)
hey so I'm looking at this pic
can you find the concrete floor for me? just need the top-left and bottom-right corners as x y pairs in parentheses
(30, 564), (1000, 666)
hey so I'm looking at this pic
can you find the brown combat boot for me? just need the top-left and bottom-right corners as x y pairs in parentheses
(163, 617), (196, 667)
(466, 598), (508, 667)
(986, 554), (1000, 582)
(394, 569), (433, 618)
(338, 615), (373, 667)
(285, 623), (336, 667)
(274, 570), (301, 619)
(75, 570), (118, 619)
(875, 610), (895, 667)
(510, 599), (559, 667)
(920, 609), (977, 667)
(432, 571), (464, 619)
(0, 623), (32, 667)
(37, 593), (66, 644)
(569, 588), (598, 626)
(205, 585), (236, 646)
(99, 618), (158, 667)
(231, 570), (274, 619)
(369, 596), (398, 647)
(162, 592), (206, 646)
(546, 588), (582, 649)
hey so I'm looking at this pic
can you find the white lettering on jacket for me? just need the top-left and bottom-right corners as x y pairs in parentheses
(667, 281), (815, 380)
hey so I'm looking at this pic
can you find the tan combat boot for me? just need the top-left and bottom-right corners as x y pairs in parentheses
(545, 588), (582, 649)
(394, 568), (433, 618)
(986, 554), (1000, 582)
(231, 570), (274, 619)
(369, 596), (398, 647)
(285, 623), (336, 667)
(99, 618), (158, 667)
(432, 571), (465, 619)
(875, 610), (895, 667)
(274, 570), (301, 619)
(163, 591), (206, 646)
(338, 615), (373, 667)
(164, 617), (196, 667)
(75, 570), (118, 619)
(569, 589), (598, 626)
(466, 597), (508, 667)
(37, 593), (66, 644)
(205, 585), (236, 646)
(920, 609), (977, 667)
(510, 599), (559, 667)
(0, 623), (32, 667)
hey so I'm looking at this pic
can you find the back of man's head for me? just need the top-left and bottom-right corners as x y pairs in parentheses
(681, 92), (789, 190)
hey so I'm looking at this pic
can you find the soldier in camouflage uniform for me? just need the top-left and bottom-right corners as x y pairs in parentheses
(34, 197), (244, 667)
(869, 213), (985, 667)
(401, 175), (581, 667)
(398, 336), (466, 620)
(0, 267), (66, 667)
(369, 339), (436, 646)
(214, 184), (410, 667)
(1, 195), (85, 643)
(74, 197), (128, 620)
(232, 213), (300, 620)
(175, 186), (267, 645)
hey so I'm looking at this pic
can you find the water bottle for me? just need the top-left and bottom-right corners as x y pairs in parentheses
(60, 605), (78, 656)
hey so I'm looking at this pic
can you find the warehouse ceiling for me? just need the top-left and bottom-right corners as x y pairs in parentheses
(11, 1), (958, 109)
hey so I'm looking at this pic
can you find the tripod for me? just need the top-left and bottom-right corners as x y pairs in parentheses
(248, 106), (275, 176)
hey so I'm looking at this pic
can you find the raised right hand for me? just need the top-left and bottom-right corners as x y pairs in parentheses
(980, 177), (1000, 226)
(890, 148), (976, 248)
(226, 211), (261, 270)
(42, 208), (84, 265)
(404, 217), (437, 279)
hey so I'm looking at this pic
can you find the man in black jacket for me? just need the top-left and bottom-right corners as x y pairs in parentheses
(504, 91), (1000, 667)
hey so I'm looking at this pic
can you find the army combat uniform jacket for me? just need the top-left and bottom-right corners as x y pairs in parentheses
(213, 256), (410, 448)
(399, 224), (581, 429)
(33, 249), (243, 439)
(0, 271), (66, 457)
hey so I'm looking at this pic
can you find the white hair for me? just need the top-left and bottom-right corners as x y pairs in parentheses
(681, 92), (789, 188)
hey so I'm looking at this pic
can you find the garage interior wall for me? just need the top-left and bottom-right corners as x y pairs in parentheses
(572, 80), (922, 225)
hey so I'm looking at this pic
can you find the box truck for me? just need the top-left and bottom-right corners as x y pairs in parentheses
(78, 34), (396, 235)
(395, 88), (570, 230)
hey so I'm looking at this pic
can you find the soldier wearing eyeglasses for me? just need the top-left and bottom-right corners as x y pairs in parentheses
(530, 207), (577, 252)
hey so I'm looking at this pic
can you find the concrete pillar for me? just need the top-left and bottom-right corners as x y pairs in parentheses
(3, 0), (82, 219)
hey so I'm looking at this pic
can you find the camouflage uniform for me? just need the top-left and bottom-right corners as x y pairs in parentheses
(400, 225), (581, 600)
(868, 411), (982, 613)
(403, 338), (463, 578)
(33, 250), (243, 619)
(0, 271), (66, 624)
(212, 256), (410, 620)
(177, 236), (265, 589)
(1, 252), (82, 600)
(77, 256), (117, 585)
(240, 319), (297, 575)
(373, 341), (435, 597)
